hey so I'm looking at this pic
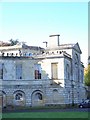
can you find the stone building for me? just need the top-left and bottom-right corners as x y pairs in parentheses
(0, 35), (86, 108)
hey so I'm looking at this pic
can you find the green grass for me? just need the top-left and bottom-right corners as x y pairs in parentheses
(2, 112), (89, 118)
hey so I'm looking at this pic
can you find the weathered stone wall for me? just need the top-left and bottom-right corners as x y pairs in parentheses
(2, 82), (67, 107)
(0, 42), (86, 108)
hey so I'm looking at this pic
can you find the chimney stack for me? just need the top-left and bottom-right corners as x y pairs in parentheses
(48, 34), (60, 48)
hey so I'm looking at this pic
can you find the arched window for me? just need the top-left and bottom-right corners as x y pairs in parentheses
(31, 90), (43, 106)
(35, 93), (42, 100)
(53, 89), (58, 92)
(53, 89), (59, 102)
(14, 91), (25, 101)
(15, 93), (23, 100)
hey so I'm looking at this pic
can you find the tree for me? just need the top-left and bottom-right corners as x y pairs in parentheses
(84, 64), (90, 86)
(9, 39), (19, 46)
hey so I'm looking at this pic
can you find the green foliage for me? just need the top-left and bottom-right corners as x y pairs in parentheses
(84, 64), (90, 86)
(9, 39), (19, 46)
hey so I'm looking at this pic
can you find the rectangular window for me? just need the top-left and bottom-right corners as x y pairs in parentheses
(0, 63), (3, 79)
(34, 64), (41, 79)
(81, 70), (83, 83)
(16, 64), (22, 79)
(51, 63), (58, 79)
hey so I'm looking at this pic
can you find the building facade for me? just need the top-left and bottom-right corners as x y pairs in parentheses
(0, 36), (86, 108)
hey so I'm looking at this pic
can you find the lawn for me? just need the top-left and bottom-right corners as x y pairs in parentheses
(2, 111), (89, 119)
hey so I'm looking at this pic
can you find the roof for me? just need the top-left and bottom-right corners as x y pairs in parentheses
(0, 43), (44, 51)
(0, 41), (11, 46)
(22, 44), (44, 51)
(46, 42), (82, 54)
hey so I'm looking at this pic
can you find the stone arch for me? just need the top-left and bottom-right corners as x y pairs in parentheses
(31, 90), (44, 107)
(13, 90), (25, 106)
(53, 89), (65, 104)
(53, 89), (59, 103)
